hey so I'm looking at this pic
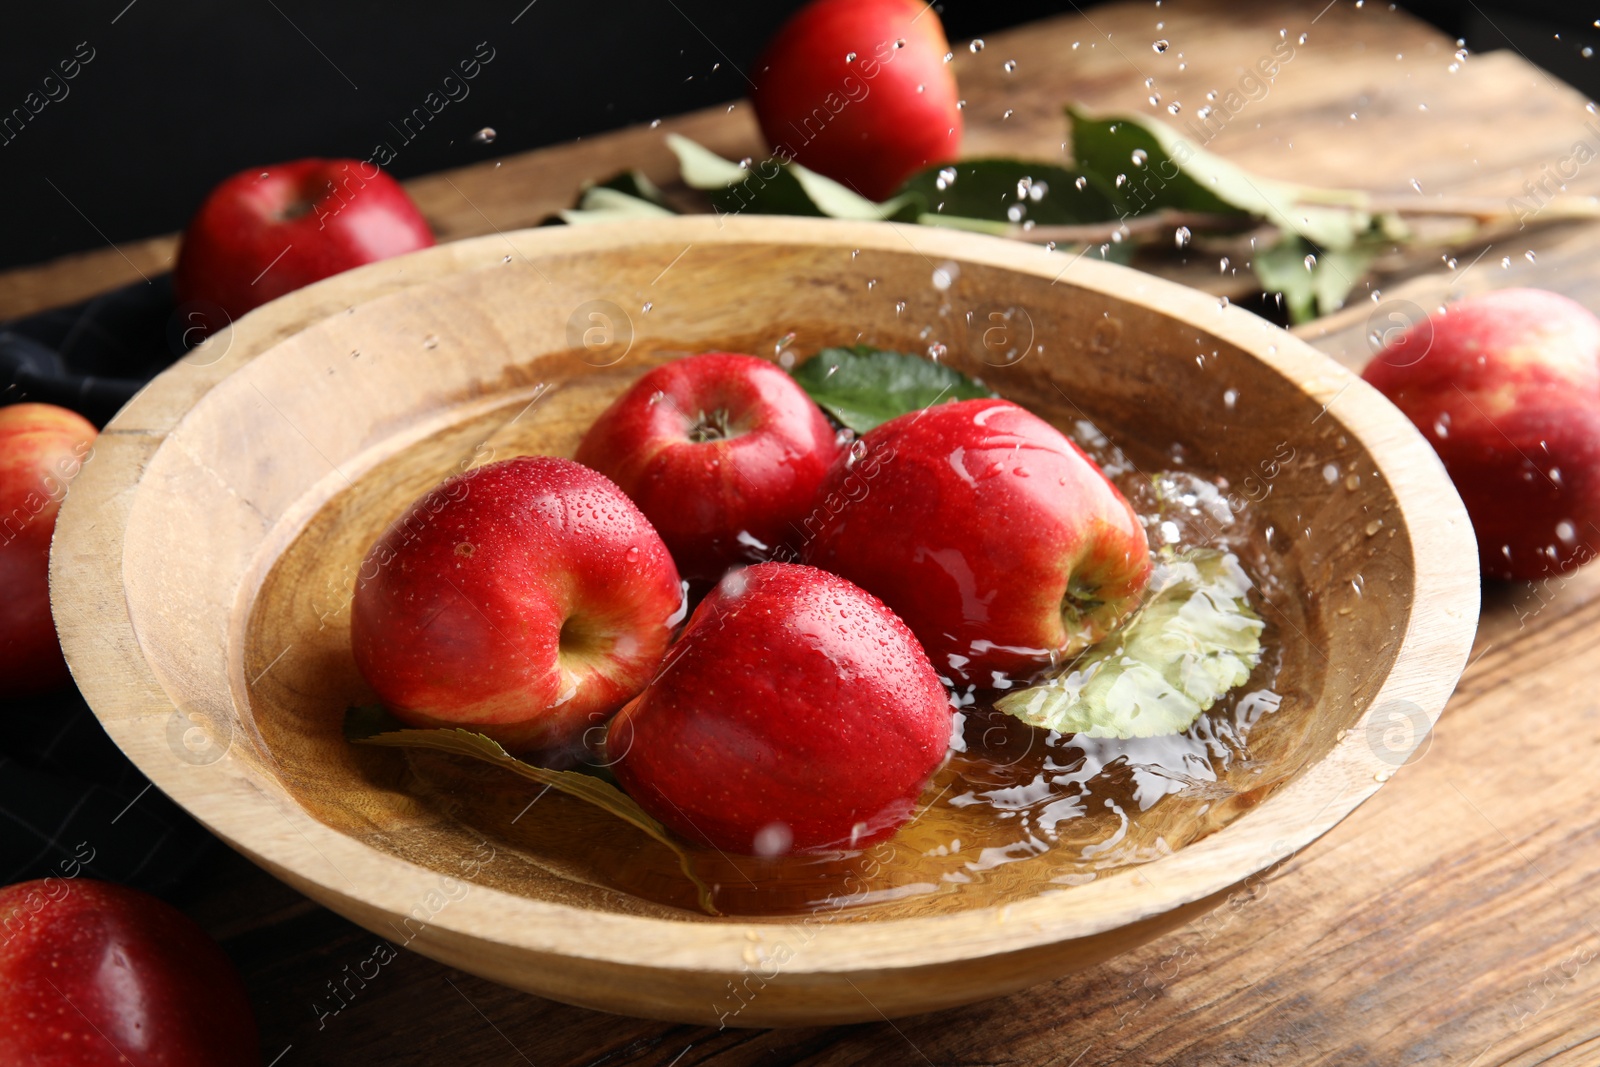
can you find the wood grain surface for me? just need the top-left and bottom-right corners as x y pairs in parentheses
(19, 0), (1600, 1062)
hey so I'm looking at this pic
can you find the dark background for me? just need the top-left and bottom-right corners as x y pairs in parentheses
(1, 0), (1596, 275)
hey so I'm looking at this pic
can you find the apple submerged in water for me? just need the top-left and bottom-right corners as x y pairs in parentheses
(351, 456), (684, 753)
(575, 352), (840, 583)
(610, 562), (952, 854)
(805, 398), (1153, 684)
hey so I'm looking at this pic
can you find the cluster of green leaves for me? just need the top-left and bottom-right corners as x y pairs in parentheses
(564, 108), (1406, 322)
(995, 549), (1265, 739)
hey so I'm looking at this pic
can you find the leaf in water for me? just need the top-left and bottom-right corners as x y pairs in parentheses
(1066, 105), (1372, 250)
(995, 549), (1264, 739)
(897, 159), (1121, 225)
(1253, 234), (1382, 323)
(790, 346), (993, 433)
(344, 705), (720, 915)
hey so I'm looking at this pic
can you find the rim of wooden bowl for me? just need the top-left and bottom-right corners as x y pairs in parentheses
(50, 216), (1478, 990)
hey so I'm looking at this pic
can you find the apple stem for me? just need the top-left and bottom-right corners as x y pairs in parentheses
(687, 408), (735, 443)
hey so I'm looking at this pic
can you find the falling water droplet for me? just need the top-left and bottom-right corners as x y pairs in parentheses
(1168, 101), (1182, 114)
(928, 342), (947, 360)
(474, 127), (497, 144)
(642, 302), (653, 313)
(1002, 108), (1015, 119)
(895, 300), (907, 314)
(422, 334), (439, 350)
(1525, 250), (1538, 263)
(1175, 226), (1191, 248)
(1003, 59), (1017, 72)
(1304, 254), (1317, 271)
(943, 51), (954, 63)
(1074, 176), (1088, 190)
(1219, 256), (1231, 272)
(1153, 39), (1170, 53)
(845, 51), (857, 62)
(935, 166), (958, 191)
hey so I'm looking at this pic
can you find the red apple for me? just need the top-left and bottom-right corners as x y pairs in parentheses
(174, 158), (434, 322)
(1363, 288), (1600, 580)
(750, 0), (963, 201)
(0, 403), (97, 697)
(351, 456), (684, 753)
(610, 562), (951, 853)
(804, 398), (1152, 684)
(574, 352), (840, 583)
(0, 878), (258, 1066)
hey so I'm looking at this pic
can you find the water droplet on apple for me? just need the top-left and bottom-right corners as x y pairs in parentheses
(474, 127), (497, 144)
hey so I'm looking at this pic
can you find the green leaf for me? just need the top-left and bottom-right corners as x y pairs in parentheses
(345, 705), (719, 915)
(666, 134), (915, 221)
(994, 550), (1264, 739)
(790, 346), (993, 433)
(560, 185), (677, 225)
(897, 159), (1121, 225)
(1252, 234), (1383, 323)
(666, 133), (749, 188)
(1066, 105), (1372, 250)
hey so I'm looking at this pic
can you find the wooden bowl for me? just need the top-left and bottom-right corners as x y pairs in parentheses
(51, 216), (1478, 1026)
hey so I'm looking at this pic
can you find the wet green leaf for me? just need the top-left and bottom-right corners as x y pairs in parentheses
(897, 159), (1121, 225)
(790, 346), (993, 433)
(345, 705), (719, 915)
(1066, 105), (1372, 249)
(1252, 235), (1382, 323)
(995, 550), (1264, 739)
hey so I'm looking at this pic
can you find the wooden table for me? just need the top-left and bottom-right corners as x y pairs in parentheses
(10, 1), (1600, 1062)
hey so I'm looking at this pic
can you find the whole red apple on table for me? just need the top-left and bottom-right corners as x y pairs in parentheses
(0, 403), (97, 697)
(1362, 288), (1600, 580)
(575, 352), (840, 583)
(0, 879), (258, 1066)
(611, 562), (951, 854)
(351, 456), (683, 753)
(173, 158), (434, 323)
(750, 0), (963, 201)
(804, 398), (1152, 685)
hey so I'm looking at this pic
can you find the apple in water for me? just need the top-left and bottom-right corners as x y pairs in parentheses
(174, 158), (434, 322)
(351, 456), (684, 753)
(575, 352), (840, 583)
(1363, 288), (1600, 580)
(0, 403), (97, 697)
(0, 879), (258, 1066)
(750, 0), (963, 201)
(610, 562), (951, 854)
(805, 398), (1152, 684)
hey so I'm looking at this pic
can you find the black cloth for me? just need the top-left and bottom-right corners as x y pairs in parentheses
(2, 278), (214, 898)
